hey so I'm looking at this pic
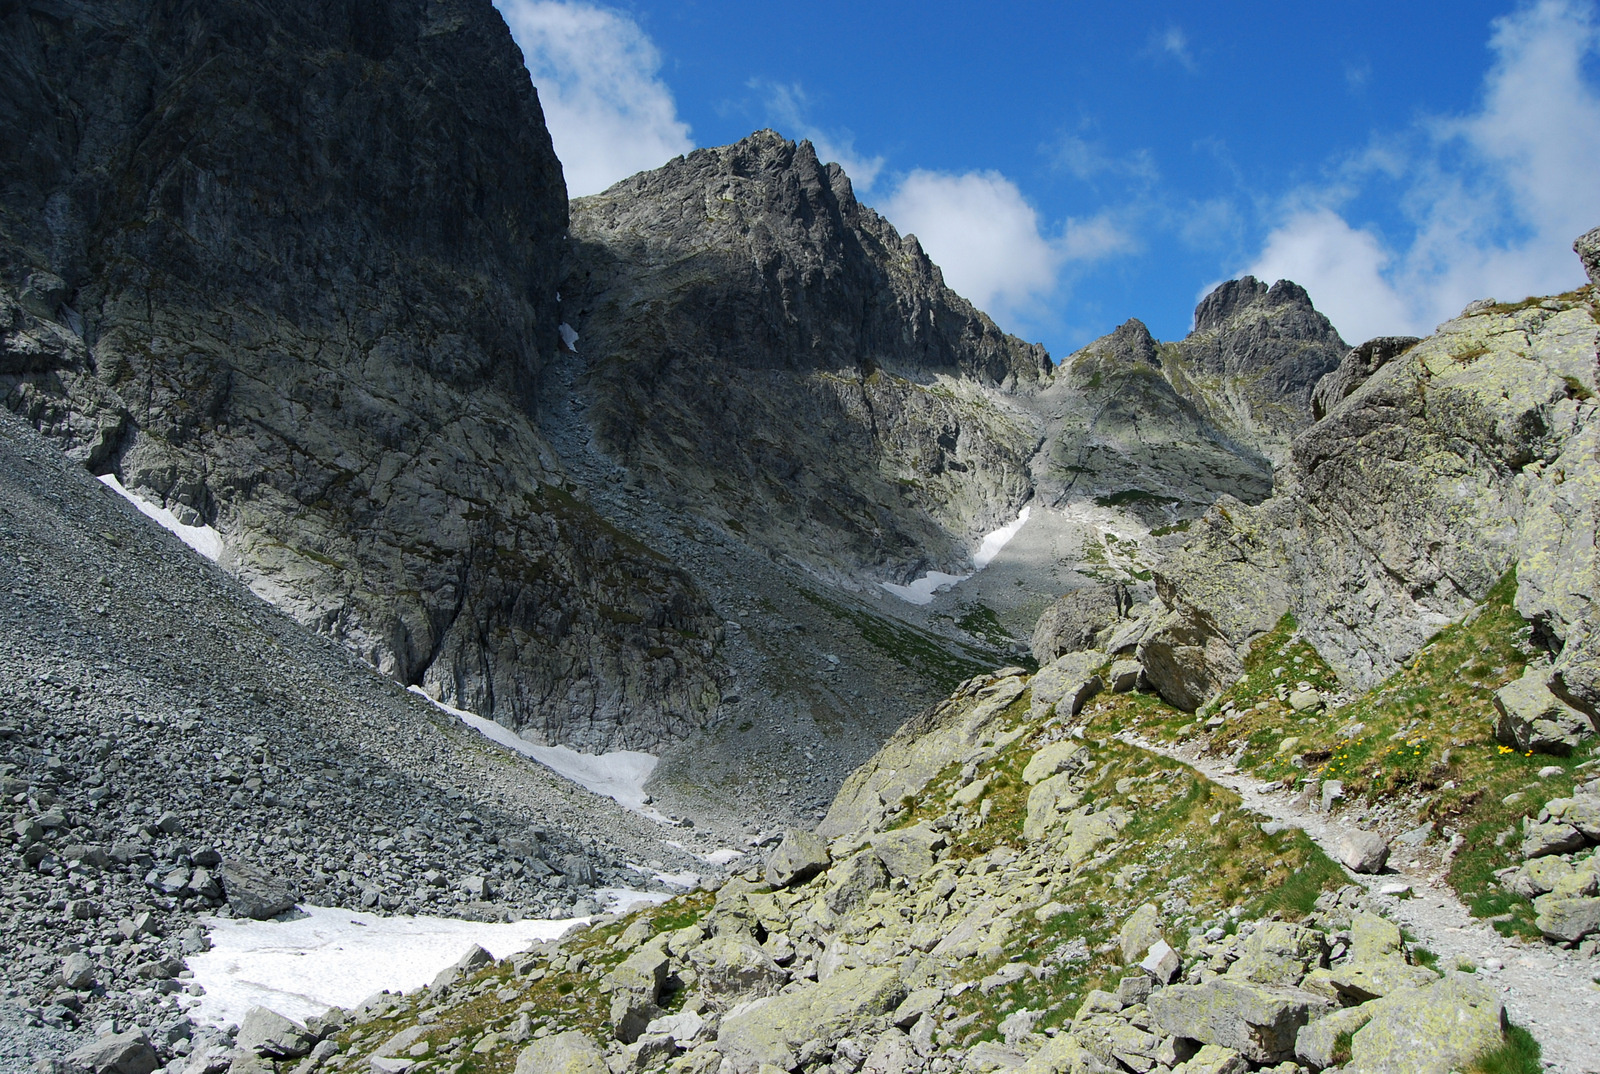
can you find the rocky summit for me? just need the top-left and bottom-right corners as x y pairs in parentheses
(1, 2), (1598, 1073)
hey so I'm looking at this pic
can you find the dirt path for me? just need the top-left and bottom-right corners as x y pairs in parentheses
(1119, 733), (1600, 1074)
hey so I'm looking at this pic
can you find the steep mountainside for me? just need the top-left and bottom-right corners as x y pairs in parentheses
(1160, 277), (1348, 464)
(564, 132), (1047, 583)
(0, 0), (719, 751)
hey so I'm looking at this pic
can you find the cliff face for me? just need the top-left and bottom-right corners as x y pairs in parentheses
(564, 132), (1047, 581)
(0, 0), (721, 751)
(1160, 277), (1348, 464)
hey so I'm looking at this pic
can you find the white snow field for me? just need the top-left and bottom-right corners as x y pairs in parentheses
(185, 906), (582, 1028)
(406, 687), (668, 821)
(96, 474), (223, 561)
(881, 505), (1031, 605)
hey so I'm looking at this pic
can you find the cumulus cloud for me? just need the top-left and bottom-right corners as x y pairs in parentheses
(1153, 25), (1197, 71)
(1243, 0), (1600, 341)
(495, 1), (694, 196)
(752, 81), (885, 191)
(879, 171), (1132, 323)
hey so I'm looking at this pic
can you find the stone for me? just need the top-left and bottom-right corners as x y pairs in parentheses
(1337, 830), (1390, 874)
(1140, 939), (1182, 984)
(1319, 780), (1344, 813)
(1494, 668), (1594, 755)
(512, 1030), (608, 1074)
(643, 1011), (704, 1046)
(764, 828), (830, 888)
(1023, 772), (1082, 842)
(237, 1007), (316, 1060)
(1287, 689), (1322, 713)
(1533, 895), (1600, 943)
(1295, 1005), (1371, 1069)
(1031, 585), (1130, 664)
(1148, 979), (1335, 1064)
(431, 945), (494, 992)
(1021, 741), (1089, 786)
(1030, 652), (1105, 720)
(871, 823), (944, 879)
(715, 966), (907, 1074)
(1229, 922), (1328, 987)
(66, 1030), (158, 1074)
(1108, 660), (1142, 693)
(1522, 819), (1586, 859)
(1543, 795), (1600, 840)
(1172, 1044), (1250, 1074)
(1576, 225), (1600, 289)
(59, 952), (96, 990)
(1348, 974), (1505, 1074)
(220, 861), (298, 920)
(824, 850), (889, 915)
(687, 936), (786, 1007)
(891, 987), (944, 1029)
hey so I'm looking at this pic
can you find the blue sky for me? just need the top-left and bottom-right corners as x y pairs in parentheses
(495, 0), (1600, 357)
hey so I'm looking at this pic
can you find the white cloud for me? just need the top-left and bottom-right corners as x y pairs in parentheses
(753, 81), (885, 191)
(879, 170), (1132, 322)
(1243, 0), (1600, 341)
(495, 1), (694, 196)
(1154, 25), (1197, 71)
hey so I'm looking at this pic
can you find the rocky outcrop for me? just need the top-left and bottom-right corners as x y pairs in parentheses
(1161, 277), (1348, 464)
(1028, 319), (1275, 523)
(0, 0), (720, 749)
(1132, 260), (1600, 713)
(1310, 336), (1421, 421)
(565, 132), (1047, 581)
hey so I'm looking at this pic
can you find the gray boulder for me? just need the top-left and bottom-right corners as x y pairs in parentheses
(430, 945), (494, 992)
(1031, 585), (1130, 664)
(686, 935), (787, 1006)
(871, 823), (944, 879)
(824, 850), (890, 915)
(1148, 979), (1335, 1064)
(66, 1030), (158, 1074)
(1522, 818), (1586, 859)
(715, 966), (907, 1074)
(59, 952), (96, 990)
(1348, 974), (1504, 1074)
(220, 861), (298, 920)
(1310, 336), (1420, 421)
(513, 1030), (608, 1074)
(1030, 651), (1104, 720)
(236, 1006), (316, 1060)
(1494, 668), (1594, 755)
(765, 828), (830, 888)
(1533, 895), (1600, 943)
(1295, 1005), (1372, 1069)
(1337, 830), (1390, 874)
(1576, 225), (1600, 288)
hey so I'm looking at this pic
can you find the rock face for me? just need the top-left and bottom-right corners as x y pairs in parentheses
(1162, 277), (1349, 463)
(1029, 318), (1274, 521)
(566, 131), (1047, 581)
(0, 0), (720, 750)
(1134, 272), (1600, 712)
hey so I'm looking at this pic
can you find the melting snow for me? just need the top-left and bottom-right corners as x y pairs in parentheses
(881, 505), (1031, 605)
(97, 474), (223, 561)
(559, 322), (579, 351)
(407, 687), (667, 821)
(185, 906), (584, 1029)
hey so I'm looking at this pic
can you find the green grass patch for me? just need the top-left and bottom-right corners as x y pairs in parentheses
(797, 587), (1003, 692)
(1468, 1024), (1543, 1074)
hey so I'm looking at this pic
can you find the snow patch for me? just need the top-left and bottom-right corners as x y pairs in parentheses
(699, 847), (745, 867)
(559, 322), (579, 351)
(185, 906), (584, 1030)
(881, 505), (1032, 605)
(97, 474), (223, 562)
(407, 687), (666, 821)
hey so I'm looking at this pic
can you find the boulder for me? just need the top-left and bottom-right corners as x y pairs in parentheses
(1494, 668), (1594, 755)
(1229, 922), (1328, 987)
(1148, 979), (1335, 1064)
(430, 945), (494, 992)
(1533, 895), (1600, 943)
(1021, 741), (1089, 785)
(513, 1030), (608, 1074)
(1576, 225), (1600, 289)
(871, 823), (944, 879)
(1337, 830), (1390, 874)
(1022, 772), (1082, 842)
(1522, 818), (1587, 859)
(59, 951), (96, 990)
(687, 935), (787, 1006)
(1031, 584), (1130, 663)
(1348, 974), (1504, 1074)
(824, 850), (889, 915)
(220, 861), (298, 920)
(1542, 795), (1600, 840)
(236, 1007), (316, 1060)
(1107, 659), (1142, 693)
(1140, 939), (1182, 984)
(715, 966), (907, 1074)
(1173, 1044), (1251, 1074)
(1029, 652), (1104, 720)
(1119, 904), (1165, 964)
(1294, 1005), (1372, 1069)
(66, 1030), (159, 1074)
(764, 828), (830, 888)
